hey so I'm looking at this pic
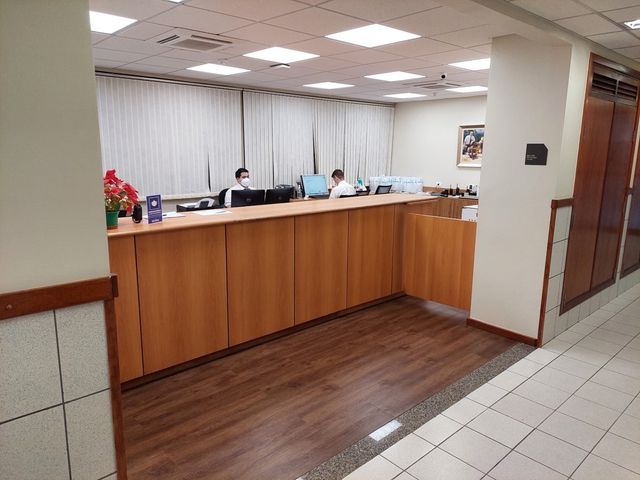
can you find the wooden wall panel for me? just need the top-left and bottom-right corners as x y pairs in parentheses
(563, 96), (615, 305)
(108, 236), (143, 381)
(406, 199), (439, 216)
(227, 217), (294, 345)
(592, 102), (637, 287)
(347, 206), (395, 307)
(295, 212), (348, 324)
(391, 204), (406, 294)
(403, 214), (476, 310)
(136, 226), (228, 373)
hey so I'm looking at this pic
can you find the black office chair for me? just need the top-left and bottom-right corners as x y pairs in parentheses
(218, 188), (229, 207)
(375, 185), (392, 194)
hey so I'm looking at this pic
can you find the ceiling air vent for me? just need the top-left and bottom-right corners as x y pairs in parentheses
(617, 81), (638, 102)
(592, 72), (617, 97)
(590, 66), (639, 104)
(410, 80), (463, 90)
(150, 29), (232, 52)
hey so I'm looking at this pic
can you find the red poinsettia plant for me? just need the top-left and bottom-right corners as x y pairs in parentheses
(104, 169), (139, 213)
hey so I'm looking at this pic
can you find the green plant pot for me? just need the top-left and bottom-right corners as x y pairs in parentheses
(106, 210), (119, 229)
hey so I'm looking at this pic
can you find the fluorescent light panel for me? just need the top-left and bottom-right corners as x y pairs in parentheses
(624, 19), (640, 29)
(449, 58), (491, 71)
(244, 47), (318, 63)
(89, 11), (136, 34)
(187, 64), (249, 75)
(168, 0), (184, 2)
(446, 86), (488, 93)
(304, 82), (353, 89)
(326, 24), (419, 48)
(384, 93), (425, 99)
(365, 71), (425, 82)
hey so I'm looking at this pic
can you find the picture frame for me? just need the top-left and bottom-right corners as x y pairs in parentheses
(457, 124), (484, 168)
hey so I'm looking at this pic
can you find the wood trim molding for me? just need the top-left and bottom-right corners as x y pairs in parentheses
(592, 53), (640, 81)
(537, 207), (558, 347)
(0, 276), (117, 321)
(550, 198), (573, 209)
(467, 317), (537, 346)
(560, 278), (616, 315)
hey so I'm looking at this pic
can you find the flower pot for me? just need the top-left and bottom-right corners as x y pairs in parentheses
(106, 210), (119, 229)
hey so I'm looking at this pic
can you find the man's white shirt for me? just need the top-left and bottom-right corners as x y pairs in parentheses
(224, 184), (252, 207)
(329, 180), (357, 199)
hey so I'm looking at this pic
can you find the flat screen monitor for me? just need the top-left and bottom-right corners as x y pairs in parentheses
(231, 189), (265, 207)
(265, 187), (294, 204)
(300, 174), (329, 196)
(375, 184), (392, 194)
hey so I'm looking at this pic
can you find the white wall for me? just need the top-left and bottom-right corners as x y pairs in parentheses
(470, 35), (573, 339)
(391, 95), (486, 188)
(0, 0), (109, 293)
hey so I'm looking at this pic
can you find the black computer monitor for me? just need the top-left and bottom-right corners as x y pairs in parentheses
(265, 187), (294, 204)
(231, 189), (265, 207)
(300, 174), (329, 196)
(375, 184), (392, 194)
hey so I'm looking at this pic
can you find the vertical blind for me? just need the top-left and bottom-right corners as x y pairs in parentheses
(96, 75), (394, 197)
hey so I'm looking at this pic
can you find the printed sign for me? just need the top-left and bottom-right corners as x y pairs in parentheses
(525, 144), (548, 166)
(146, 194), (163, 224)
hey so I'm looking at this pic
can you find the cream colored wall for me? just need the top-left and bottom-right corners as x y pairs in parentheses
(391, 96), (486, 188)
(0, 0), (109, 293)
(470, 35), (573, 339)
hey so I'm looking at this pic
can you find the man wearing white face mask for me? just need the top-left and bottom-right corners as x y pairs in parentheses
(225, 168), (253, 207)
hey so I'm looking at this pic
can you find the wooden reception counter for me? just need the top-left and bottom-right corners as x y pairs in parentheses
(107, 194), (438, 382)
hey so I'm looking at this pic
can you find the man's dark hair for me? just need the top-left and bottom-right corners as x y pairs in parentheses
(331, 169), (344, 180)
(235, 168), (249, 179)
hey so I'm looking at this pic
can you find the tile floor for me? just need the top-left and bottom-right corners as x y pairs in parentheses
(342, 285), (640, 480)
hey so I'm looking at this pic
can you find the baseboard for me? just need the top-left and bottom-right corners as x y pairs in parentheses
(467, 317), (537, 346)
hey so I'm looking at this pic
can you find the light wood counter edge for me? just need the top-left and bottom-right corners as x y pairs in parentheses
(107, 194), (438, 238)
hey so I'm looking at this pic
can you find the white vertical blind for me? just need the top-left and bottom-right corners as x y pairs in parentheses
(96, 76), (242, 197)
(313, 99), (346, 177)
(242, 91), (274, 189)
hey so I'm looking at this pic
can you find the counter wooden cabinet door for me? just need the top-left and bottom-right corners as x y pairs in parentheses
(347, 205), (395, 307)
(136, 226), (228, 373)
(108, 236), (143, 382)
(227, 217), (295, 345)
(295, 212), (348, 324)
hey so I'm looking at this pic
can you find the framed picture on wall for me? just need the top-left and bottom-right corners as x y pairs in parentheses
(457, 124), (484, 168)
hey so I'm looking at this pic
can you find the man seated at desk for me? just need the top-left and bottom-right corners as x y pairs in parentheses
(329, 169), (356, 199)
(225, 168), (253, 207)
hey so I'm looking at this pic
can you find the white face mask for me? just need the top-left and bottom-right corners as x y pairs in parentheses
(240, 177), (251, 188)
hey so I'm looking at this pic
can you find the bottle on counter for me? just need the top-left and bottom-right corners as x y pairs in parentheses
(455, 184), (460, 196)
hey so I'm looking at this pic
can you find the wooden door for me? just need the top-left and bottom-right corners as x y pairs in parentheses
(622, 166), (640, 275)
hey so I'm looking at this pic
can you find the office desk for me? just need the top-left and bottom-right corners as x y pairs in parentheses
(107, 194), (437, 381)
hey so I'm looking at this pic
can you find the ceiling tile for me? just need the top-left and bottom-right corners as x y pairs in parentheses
(121, 63), (181, 74)
(117, 22), (173, 41)
(214, 54), (278, 70)
(151, 5), (253, 34)
(225, 23), (314, 45)
(213, 71), (287, 84)
(363, 57), (438, 72)
(259, 64), (324, 78)
(418, 48), (489, 66)
(96, 36), (172, 55)
(431, 24), (514, 48)
(94, 58), (127, 68)
(135, 56), (199, 69)
(216, 41), (270, 57)
(555, 14), (621, 36)
(283, 37), (362, 56)
(580, 0), (640, 12)
(385, 6), (481, 37)
(473, 43), (492, 54)
(93, 48), (149, 63)
(265, 7), (368, 36)
(302, 56), (360, 71)
(331, 48), (403, 64)
(157, 48), (230, 62)
(377, 37), (458, 57)
(602, 5), (640, 22)
(511, 0), (591, 21)
(320, 0), (439, 22)
(615, 45), (640, 57)
(188, 0), (308, 21)
(89, 0), (173, 19)
(92, 32), (109, 45)
(588, 30), (640, 48)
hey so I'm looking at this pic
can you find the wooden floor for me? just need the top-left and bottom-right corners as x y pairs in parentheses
(122, 296), (516, 480)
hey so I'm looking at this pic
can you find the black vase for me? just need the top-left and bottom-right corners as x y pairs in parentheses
(132, 204), (142, 223)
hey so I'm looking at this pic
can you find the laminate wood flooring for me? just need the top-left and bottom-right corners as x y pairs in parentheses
(122, 296), (516, 480)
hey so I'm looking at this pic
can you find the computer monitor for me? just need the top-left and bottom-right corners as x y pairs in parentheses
(300, 174), (329, 197)
(375, 184), (392, 194)
(265, 187), (294, 204)
(231, 189), (265, 207)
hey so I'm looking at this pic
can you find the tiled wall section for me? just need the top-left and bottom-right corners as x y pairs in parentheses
(543, 196), (640, 345)
(0, 302), (116, 480)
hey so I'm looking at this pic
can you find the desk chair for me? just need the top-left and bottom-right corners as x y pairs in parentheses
(339, 194), (357, 198)
(218, 188), (229, 207)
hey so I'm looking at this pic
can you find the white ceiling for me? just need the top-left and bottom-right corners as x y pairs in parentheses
(90, 0), (640, 103)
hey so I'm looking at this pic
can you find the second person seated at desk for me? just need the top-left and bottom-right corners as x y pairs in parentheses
(329, 169), (356, 199)
(225, 168), (254, 207)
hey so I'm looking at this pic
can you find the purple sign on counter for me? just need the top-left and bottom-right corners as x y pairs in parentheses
(147, 194), (163, 224)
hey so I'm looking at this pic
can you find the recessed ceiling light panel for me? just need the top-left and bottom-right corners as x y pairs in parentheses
(446, 86), (488, 93)
(326, 24), (419, 48)
(187, 63), (249, 75)
(244, 47), (318, 63)
(365, 71), (425, 82)
(624, 19), (640, 29)
(304, 82), (354, 89)
(384, 93), (426, 99)
(89, 11), (137, 34)
(448, 58), (491, 71)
